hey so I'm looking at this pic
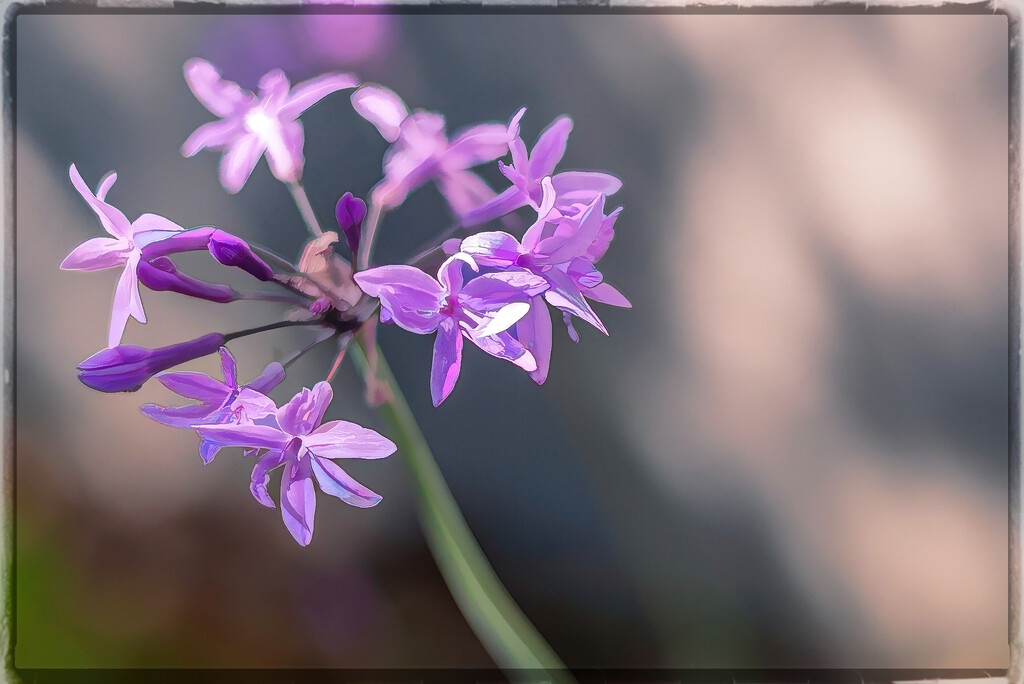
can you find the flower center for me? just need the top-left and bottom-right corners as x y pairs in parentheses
(244, 109), (278, 137)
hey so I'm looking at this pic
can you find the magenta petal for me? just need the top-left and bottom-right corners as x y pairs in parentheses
(443, 123), (510, 169)
(218, 134), (265, 194)
(310, 456), (382, 508)
(305, 421), (397, 460)
(195, 422), (289, 450)
(140, 402), (215, 429)
(585, 281), (632, 308)
(430, 317), (464, 407)
(551, 171), (622, 200)
(59, 237), (129, 271)
(459, 271), (548, 310)
(543, 267), (607, 335)
(69, 164), (132, 240)
(279, 73), (359, 120)
(157, 371), (229, 402)
(280, 457), (316, 546)
(250, 449), (286, 509)
(354, 266), (444, 335)
(529, 115), (573, 178)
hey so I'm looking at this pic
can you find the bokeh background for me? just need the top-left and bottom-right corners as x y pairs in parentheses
(12, 10), (1010, 670)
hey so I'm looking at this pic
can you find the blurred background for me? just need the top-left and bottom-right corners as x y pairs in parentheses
(12, 10), (1009, 670)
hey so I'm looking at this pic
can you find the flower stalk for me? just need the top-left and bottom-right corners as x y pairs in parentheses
(351, 338), (573, 681)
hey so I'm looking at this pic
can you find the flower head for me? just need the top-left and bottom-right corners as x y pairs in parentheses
(354, 255), (547, 406)
(182, 59), (359, 193)
(141, 347), (285, 464)
(196, 381), (397, 546)
(461, 108), (622, 227)
(60, 165), (187, 347)
(351, 84), (510, 217)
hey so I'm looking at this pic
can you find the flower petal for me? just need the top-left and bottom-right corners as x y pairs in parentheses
(247, 361), (286, 394)
(131, 213), (187, 245)
(199, 439), (221, 465)
(108, 257), (144, 348)
(250, 449), (287, 508)
(277, 381), (332, 436)
(59, 236), (129, 271)
(157, 371), (230, 402)
(280, 456), (316, 546)
(351, 84), (409, 143)
(543, 267), (607, 335)
(517, 295), (553, 384)
(181, 118), (244, 157)
(551, 171), (622, 201)
(430, 317), (463, 407)
(584, 281), (632, 308)
(472, 301), (531, 338)
(443, 123), (510, 170)
(530, 116), (573, 178)
(184, 58), (253, 118)
(458, 231), (521, 268)
(139, 402), (215, 429)
(279, 72), (360, 120)
(436, 169), (496, 221)
(69, 164), (132, 239)
(305, 421), (397, 460)
(459, 186), (528, 228)
(262, 118), (304, 183)
(353, 265), (444, 335)
(471, 330), (537, 372)
(218, 134), (266, 194)
(219, 347), (238, 386)
(195, 422), (290, 450)
(310, 456), (382, 508)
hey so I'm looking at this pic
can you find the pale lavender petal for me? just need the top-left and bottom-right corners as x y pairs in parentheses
(280, 457), (316, 546)
(234, 388), (279, 421)
(257, 69), (291, 109)
(263, 118), (304, 183)
(95, 172), (117, 201)
(181, 119), (244, 157)
(507, 107), (529, 171)
(195, 422), (290, 450)
(157, 371), (230, 402)
(471, 330), (537, 372)
(443, 123), (510, 170)
(59, 237), (129, 271)
(551, 171), (622, 200)
(69, 164), (132, 239)
(585, 206), (622, 263)
(310, 456), (382, 508)
(584, 281), (632, 308)
(437, 253), (477, 295)
(305, 421), (397, 460)
(277, 381), (332, 436)
(184, 58), (253, 118)
(567, 257), (604, 289)
(354, 266), (444, 334)
(530, 116), (573, 178)
(517, 295), (553, 384)
(279, 73), (360, 120)
(108, 257), (144, 348)
(458, 231), (521, 268)
(199, 439), (221, 465)
(131, 213), (186, 244)
(472, 302), (531, 338)
(458, 271), (547, 313)
(140, 402), (215, 429)
(430, 317), (463, 407)
(247, 361), (286, 394)
(460, 186), (528, 227)
(218, 134), (265, 194)
(250, 449), (287, 508)
(351, 84), (409, 142)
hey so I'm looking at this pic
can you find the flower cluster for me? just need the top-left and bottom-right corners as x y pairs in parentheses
(62, 58), (628, 545)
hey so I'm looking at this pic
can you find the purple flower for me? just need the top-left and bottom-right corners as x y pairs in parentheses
(77, 333), (226, 393)
(181, 59), (359, 193)
(141, 347), (285, 464)
(351, 84), (510, 217)
(335, 192), (366, 256)
(60, 165), (187, 348)
(354, 255), (548, 406)
(196, 381), (397, 546)
(461, 108), (622, 227)
(457, 179), (630, 383)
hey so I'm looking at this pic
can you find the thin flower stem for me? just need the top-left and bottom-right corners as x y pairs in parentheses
(281, 328), (338, 369)
(287, 181), (325, 238)
(250, 244), (303, 275)
(237, 291), (308, 305)
(223, 317), (326, 342)
(351, 339), (574, 681)
(406, 221), (464, 267)
(356, 201), (383, 271)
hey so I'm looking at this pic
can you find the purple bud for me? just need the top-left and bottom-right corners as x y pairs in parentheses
(77, 333), (226, 393)
(138, 257), (237, 303)
(335, 192), (366, 256)
(141, 227), (216, 260)
(309, 295), (332, 315)
(208, 230), (274, 281)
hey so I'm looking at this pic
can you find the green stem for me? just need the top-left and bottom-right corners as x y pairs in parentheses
(352, 339), (574, 681)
